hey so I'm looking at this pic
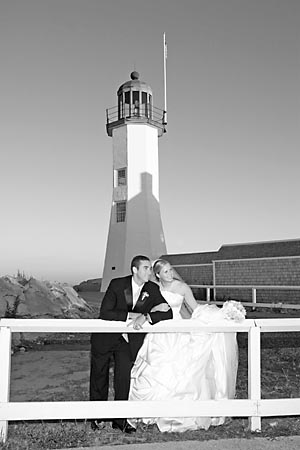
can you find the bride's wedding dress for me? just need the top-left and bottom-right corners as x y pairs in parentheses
(128, 291), (240, 432)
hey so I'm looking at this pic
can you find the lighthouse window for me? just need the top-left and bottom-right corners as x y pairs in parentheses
(133, 91), (139, 104)
(116, 201), (126, 223)
(149, 94), (152, 118)
(124, 91), (131, 117)
(142, 92), (148, 117)
(124, 91), (130, 104)
(142, 92), (147, 104)
(118, 95), (123, 119)
(133, 91), (140, 116)
(117, 168), (127, 186)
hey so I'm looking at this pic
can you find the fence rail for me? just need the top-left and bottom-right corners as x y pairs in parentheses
(189, 284), (300, 309)
(0, 317), (300, 443)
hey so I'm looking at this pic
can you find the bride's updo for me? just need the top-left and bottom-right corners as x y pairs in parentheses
(152, 259), (169, 281)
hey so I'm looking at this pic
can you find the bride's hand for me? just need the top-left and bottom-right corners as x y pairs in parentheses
(151, 303), (170, 313)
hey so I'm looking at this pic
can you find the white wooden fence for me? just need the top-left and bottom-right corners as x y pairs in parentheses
(190, 284), (300, 310)
(0, 317), (300, 443)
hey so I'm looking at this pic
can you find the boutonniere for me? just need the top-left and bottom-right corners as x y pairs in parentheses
(141, 291), (149, 301)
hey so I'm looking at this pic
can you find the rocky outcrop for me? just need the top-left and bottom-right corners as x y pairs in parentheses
(0, 275), (93, 319)
(73, 278), (102, 292)
(0, 275), (95, 349)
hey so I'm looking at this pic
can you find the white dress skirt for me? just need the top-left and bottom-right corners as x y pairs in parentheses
(128, 291), (239, 432)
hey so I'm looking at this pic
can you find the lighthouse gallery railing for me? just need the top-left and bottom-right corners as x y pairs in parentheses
(106, 103), (166, 134)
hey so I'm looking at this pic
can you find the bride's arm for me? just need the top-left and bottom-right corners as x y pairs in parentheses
(182, 283), (199, 312)
(150, 303), (170, 312)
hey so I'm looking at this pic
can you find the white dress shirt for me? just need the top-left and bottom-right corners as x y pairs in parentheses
(132, 278), (144, 309)
(123, 279), (145, 343)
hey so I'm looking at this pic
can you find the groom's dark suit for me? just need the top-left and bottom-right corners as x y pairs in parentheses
(90, 275), (172, 428)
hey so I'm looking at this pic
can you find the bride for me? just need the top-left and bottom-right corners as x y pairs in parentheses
(128, 259), (244, 433)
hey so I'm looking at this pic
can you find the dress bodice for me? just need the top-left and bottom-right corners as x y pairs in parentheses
(160, 290), (184, 320)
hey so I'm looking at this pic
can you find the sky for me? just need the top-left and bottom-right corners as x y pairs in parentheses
(1, 0), (299, 285)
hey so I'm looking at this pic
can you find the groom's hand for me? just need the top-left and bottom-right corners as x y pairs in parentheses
(128, 312), (140, 320)
(130, 314), (147, 330)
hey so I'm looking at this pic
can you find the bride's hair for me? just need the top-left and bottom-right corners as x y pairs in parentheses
(152, 259), (182, 282)
(152, 259), (168, 280)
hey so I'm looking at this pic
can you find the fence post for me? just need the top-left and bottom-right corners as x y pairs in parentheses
(206, 287), (211, 302)
(248, 324), (261, 432)
(0, 326), (12, 443)
(252, 288), (257, 311)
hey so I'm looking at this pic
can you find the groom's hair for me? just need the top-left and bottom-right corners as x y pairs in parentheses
(130, 255), (150, 273)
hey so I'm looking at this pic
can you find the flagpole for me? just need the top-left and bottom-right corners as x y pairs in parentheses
(163, 32), (167, 126)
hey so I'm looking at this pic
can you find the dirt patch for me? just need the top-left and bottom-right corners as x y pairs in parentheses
(10, 349), (90, 402)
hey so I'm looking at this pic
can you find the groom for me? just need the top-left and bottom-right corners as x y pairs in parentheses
(90, 255), (173, 433)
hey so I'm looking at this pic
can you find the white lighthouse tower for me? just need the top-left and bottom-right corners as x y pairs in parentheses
(101, 71), (167, 291)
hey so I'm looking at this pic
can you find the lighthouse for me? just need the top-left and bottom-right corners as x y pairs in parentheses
(101, 71), (167, 291)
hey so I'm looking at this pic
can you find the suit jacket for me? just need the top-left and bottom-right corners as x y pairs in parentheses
(91, 275), (173, 358)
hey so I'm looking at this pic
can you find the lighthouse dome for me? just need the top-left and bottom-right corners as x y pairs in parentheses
(117, 71), (153, 96)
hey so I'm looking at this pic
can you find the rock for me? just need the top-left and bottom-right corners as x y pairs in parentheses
(0, 275), (95, 348)
(0, 276), (26, 317)
(74, 278), (102, 292)
(0, 275), (93, 319)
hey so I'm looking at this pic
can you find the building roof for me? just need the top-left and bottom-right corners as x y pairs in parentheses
(217, 239), (300, 260)
(162, 239), (300, 265)
(160, 251), (218, 265)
